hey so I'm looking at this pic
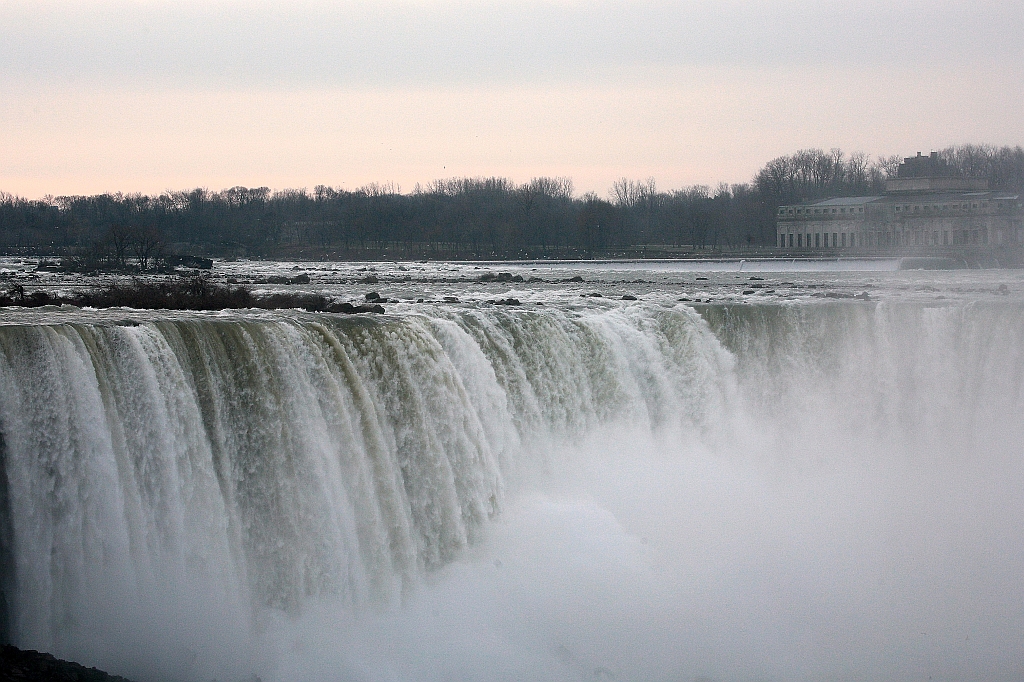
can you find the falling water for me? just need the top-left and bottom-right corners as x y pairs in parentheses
(0, 299), (1022, 681)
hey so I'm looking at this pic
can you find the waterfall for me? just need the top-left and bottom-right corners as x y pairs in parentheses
(0, 301), (1022, 681)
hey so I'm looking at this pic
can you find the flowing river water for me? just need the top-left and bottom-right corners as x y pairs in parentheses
(0, 259), (1023, 681)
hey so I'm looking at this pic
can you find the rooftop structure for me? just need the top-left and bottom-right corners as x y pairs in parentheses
(897, 151), (953, 178)
(886, 151), (988, 193)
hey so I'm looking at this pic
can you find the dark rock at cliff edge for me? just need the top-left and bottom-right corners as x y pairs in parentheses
(0, 645), (136, 682)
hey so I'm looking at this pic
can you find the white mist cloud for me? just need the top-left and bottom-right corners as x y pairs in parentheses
(261, 418), (1024, 682)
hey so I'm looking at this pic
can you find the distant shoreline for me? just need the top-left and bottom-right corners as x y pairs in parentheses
(3, 245), (1018, 267)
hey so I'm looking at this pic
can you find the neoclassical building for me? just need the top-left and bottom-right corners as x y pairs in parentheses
(776, 153), (1023, 251)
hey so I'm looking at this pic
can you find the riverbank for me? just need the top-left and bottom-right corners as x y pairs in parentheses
(0, 278), (386, 313)
(0, 645), (136, 682)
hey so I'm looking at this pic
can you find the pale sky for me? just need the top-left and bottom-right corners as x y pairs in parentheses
(2, 0), (1022, 198)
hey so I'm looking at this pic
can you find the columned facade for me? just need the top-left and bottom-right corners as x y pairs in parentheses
(776, 192), (1024, 251)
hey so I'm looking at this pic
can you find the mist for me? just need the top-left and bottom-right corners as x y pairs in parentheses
(260, 422), (1024, 682)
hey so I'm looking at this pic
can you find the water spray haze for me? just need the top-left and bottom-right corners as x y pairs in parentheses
(0, 296), (1022, 681)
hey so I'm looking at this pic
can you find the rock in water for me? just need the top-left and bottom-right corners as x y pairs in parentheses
(0, 645), (136, 682)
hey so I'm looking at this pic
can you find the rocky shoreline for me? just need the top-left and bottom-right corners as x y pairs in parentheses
(0, 645), (135, 682)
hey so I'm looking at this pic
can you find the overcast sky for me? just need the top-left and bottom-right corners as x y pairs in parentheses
(2, 0), (1022, 198)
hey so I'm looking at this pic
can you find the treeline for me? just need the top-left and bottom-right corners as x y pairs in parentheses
(2, 144), (1021, 261)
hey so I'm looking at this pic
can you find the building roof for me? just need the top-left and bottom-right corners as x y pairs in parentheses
(812, 196), (883, 206)
(874, 191), (1015, 204)
(782, 190), (1018, 209)
(885, 177), (989, 192)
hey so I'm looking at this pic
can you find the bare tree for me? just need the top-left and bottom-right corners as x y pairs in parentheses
(107, 224), (132, 269)
(130, 226), (162, 271)
(846, 152), (870, 190)
(528, 176), (574, 200)
(877, 154), (901, 179)
(610, 178), (655, 208)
